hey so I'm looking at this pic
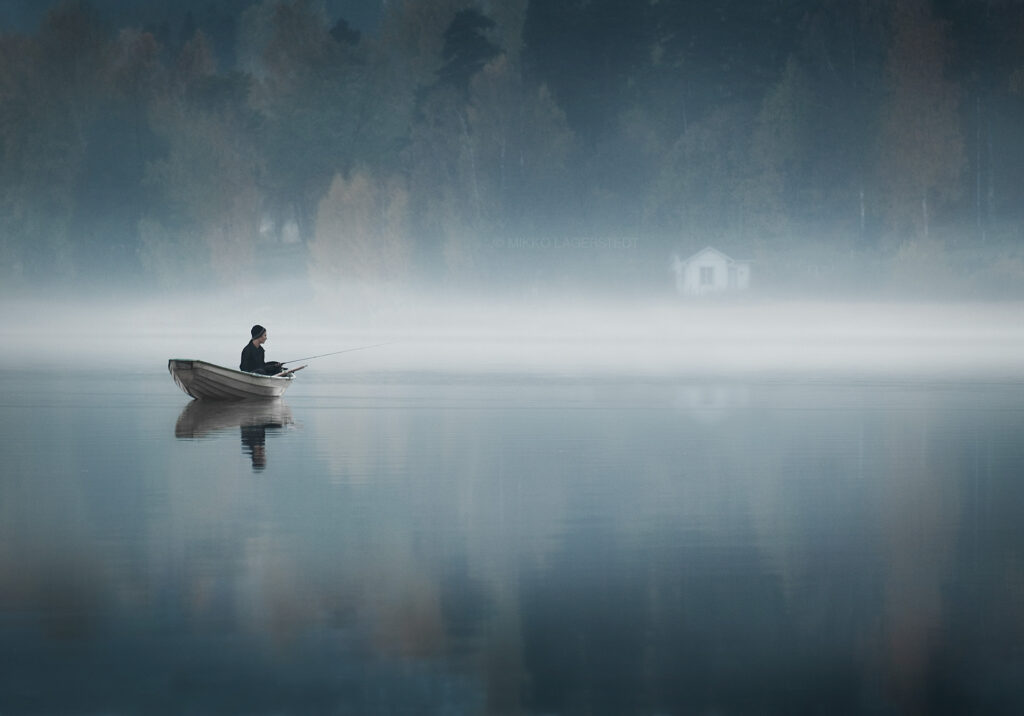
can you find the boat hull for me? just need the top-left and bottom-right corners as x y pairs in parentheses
(168, 359), (294, 400)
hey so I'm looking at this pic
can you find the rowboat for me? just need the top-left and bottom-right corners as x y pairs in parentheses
(168, 359), (295, 400)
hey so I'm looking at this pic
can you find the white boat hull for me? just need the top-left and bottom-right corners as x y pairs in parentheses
(168, 359), (294, 400)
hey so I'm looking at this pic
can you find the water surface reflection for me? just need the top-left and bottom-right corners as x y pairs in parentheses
(175, 398), (293, 471)
(0, 373), (1022, 713)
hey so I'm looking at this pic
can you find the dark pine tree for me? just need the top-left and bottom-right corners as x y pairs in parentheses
(436, 9), (500, 95)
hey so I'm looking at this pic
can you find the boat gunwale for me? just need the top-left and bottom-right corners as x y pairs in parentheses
(169, 359), (295, 383)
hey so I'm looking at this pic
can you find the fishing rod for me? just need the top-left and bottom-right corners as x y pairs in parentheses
(280, 341), (397, 365)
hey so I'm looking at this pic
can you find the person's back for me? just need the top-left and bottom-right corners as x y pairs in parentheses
(240, 339), (264, 372)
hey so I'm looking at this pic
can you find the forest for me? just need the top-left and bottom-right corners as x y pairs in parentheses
(3, 0), (1024, 298)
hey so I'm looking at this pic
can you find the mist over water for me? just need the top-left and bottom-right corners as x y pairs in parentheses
(4, 284), (1024, 713)
(5, 287), (1024, 381)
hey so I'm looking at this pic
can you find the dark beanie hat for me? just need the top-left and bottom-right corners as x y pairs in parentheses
(251, 324), (266, 339)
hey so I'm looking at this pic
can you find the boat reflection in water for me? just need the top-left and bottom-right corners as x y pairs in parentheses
(174, 399), (293, 471)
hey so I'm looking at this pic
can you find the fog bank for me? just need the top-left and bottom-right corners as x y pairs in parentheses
(4, 289), (1023, 381)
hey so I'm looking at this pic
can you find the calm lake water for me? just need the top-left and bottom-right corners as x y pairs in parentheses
(2, 366), (1023, 714)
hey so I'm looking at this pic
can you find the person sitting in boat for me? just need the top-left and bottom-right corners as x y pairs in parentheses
(240, 325), (284, 375)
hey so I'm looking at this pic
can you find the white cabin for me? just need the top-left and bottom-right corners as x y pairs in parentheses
(672, 246), (751, 296)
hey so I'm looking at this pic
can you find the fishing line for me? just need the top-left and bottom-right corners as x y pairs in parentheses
(280, 340), (395, 364)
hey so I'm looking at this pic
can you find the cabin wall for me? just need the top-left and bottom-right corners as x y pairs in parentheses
(672, 248), (752, 296)
(673, 250), (752, 296)
(681, 253), (730, 296)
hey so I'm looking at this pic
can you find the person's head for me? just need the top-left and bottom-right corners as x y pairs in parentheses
(251, 324), (267, 345)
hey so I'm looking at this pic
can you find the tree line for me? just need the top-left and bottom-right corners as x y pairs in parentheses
(3, 0), (1024, 295)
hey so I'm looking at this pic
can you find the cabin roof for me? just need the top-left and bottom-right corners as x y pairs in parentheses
(679, 246), (751, 264)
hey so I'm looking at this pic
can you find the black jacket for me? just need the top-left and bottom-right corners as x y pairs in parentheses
(240, 341), (266, 372)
